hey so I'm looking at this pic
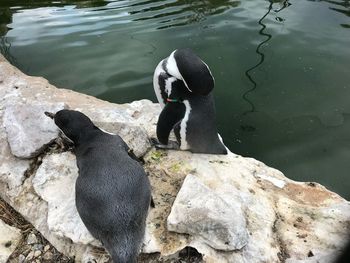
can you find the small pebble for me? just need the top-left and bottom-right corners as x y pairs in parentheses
(33, 243), (44, 251)
(44, 245), (50, 252)
(18, 254), (26, 263)
(34, 250), (42, 257)
(43, 251), (53, 260)
(27, 233), (38, 244)
(26, 251), (34, 260)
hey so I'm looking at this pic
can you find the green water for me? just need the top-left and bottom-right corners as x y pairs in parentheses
(1, 0), (349, 199)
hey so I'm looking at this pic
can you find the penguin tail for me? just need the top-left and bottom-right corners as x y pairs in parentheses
(105, 233), (142, 263)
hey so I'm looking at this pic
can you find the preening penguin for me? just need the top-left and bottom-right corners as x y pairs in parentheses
(45, 110), (151, 263)
(153, 48), (227, 154)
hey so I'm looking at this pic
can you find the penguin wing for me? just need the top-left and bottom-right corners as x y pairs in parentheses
(157, 102), (185, 145)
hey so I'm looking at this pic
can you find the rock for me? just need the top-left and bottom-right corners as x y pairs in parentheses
(0, 114), (30, 199)
(27, 233), (38, 245)
(167, 174), (249, 251)
(32, 243), (44, 251)
(43, 251), (53, 261)
(18, 254), (26, 263)
(44, 245), (50, 252)
(96, 122), (151, 158)
(286, 252), (341, 263)
(0, 219), (21, 263)
(32, 152), (97, 245)
(34, 250), (41, 257)
(26, 251), (34, 261)
(0, 54), (349, 263)
(3, 102), (66, 158)
(143, 150), (350, 262)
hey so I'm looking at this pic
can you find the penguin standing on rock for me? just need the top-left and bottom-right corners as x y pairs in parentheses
(45, 110), (151, 263)
(153, 48), (227, 154)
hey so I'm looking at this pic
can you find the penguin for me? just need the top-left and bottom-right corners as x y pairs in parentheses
(153, 48), (227, 154)
(45, 110), (151, 263)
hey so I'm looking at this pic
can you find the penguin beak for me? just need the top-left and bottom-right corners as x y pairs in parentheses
(44, 111), (55, 119)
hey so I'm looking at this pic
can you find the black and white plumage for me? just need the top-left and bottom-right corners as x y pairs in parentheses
(153, 48), (227, 154)
(45, 110), (151, 263)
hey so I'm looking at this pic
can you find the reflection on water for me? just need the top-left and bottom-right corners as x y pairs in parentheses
(273, 0), (291, 12)
(0, 37), (17, 65)
(243, 0), (291, 115)
(130, 0), (241, 29)
(0, 0), (349, 199)
(0, 0), (109, 34)
(0, 5), (12, 35)
(243, 0), (273, 115)
(308, 0), (350, 27)
(0, 0), (108, 9)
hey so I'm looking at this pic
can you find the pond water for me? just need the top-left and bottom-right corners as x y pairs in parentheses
(1, 0), (349, 199)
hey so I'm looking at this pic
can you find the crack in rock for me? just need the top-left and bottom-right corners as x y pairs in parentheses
(272, 212), (291, 262)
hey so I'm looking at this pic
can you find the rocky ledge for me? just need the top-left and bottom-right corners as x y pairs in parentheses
(0, 54), (349, 263)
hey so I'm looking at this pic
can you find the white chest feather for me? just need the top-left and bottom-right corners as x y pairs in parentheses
(180, 100), (191, 150)
(165, 77), (177, 97)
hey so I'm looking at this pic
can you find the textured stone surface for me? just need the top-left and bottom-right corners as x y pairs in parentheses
(32, 152), (97, 246)
(167, 174), (249, 251)
(285, 253), (342, 263)
(96, 122), (151, 158)
(0, 219), (21, 263)
(0, 113), (30, 200)
(0, 54), (349, 263)
(143, 150), (350, 262)
(3, 102), (66, 158)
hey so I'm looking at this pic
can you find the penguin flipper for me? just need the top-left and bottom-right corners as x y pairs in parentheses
(156, 102), (185, 145)
(127, 148), (141, 162)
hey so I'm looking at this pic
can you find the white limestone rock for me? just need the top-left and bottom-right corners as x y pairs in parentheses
(285, 252), (342, 263)
(0, 219), (21, 263)
(167, 174), (249, 251)
(143, 150), (350, 262)
(96, 122), (151, 158)
(32, 152), (97, 245)
(26, 233), (38, 245)
(3, 102), (66, 158)
(0, 113), (30, 200)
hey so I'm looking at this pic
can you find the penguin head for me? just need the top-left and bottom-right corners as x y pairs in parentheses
(45, 109), (95, 144)
(167, 48), (214, 96)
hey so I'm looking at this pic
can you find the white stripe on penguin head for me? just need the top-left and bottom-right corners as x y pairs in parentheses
(166, 50), (193, 93)
(202, 60), (215, 85)
(153, 60), (167, 108)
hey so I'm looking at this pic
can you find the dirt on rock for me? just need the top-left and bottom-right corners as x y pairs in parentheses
(0, 196), (73, 263)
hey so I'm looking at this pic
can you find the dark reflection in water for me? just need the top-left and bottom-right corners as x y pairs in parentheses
(243, 0), (291, 115)
(0, 37), (17, 65)
(0, 0), (108, 9)
(130, 0), (241, 29)
(243, 0), (273, 115)
(0, 5), (12, 35)
(308, 0), (350, 27)
(273, 0), (292, 12)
